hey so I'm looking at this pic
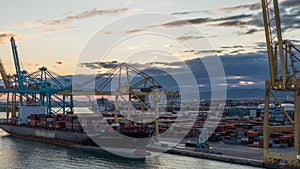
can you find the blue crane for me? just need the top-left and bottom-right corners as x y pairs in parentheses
(0, 37), (74, 118)
(10, 37), (25, 91)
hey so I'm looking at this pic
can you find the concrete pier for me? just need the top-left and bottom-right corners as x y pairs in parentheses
(147, 144), (300, 169)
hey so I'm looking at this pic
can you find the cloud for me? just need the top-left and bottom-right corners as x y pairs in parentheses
(78, 50), (271, 93)
(220, 52), (269, 81)
(41, 26), (76, 33)
(211, 1), (299, 33)
(218, 2), (261, 12)
(255, 42), (266, 47)
(230, 0), (300, 33)
(277, 0), (300, 32)
(183, 50), (195, 53)
(195, 50), (224, 54)
(221, 45), (244, 49)
(0, 31), (33, 44)
(239, 81), (256, 85)
(0, 32), (14, 44)
(21, 8), (136, 27)
(171, 2), (260, 16)
(226, 76), (246, 80)
(181, 49), (226, 55)
(281, 0), (300, 9)
(123, 14), (253, 34)
(291, 40), (300, 44)
(171, 10), (200, 16)
(80, 61), (119, 70)
(80, 61), (183, 71)
(161, 18), (210, 28)
(55, 61), (63, 65)
(229, 49), (246, 54)
(124, 1), (299, 37)
(125, 28), (146, 34)
(177, 35), (206, 41)
(160, 14), (252, 28)
(211, 20), (247, 27)
(240, 28), (262, 35)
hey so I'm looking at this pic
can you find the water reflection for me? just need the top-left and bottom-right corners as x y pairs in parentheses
(0, 129), (261, 169)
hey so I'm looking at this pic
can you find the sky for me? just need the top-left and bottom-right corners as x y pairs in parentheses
(0, 0), (299, 90)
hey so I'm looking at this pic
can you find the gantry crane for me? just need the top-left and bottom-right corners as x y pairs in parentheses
(261, 0), (300, 166)
(0, 37), (74, 120)
(61, 62), (178, 136)
(0, 58), (17, 119)
(0, 58), (12, 89)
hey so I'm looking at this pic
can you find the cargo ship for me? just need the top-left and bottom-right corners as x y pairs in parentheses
(0, 104), (157, 157)
(0, 97), (179, 158)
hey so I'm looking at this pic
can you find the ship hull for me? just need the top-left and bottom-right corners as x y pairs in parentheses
(0, 124), (151, 158)
(0, 124), (91, 146)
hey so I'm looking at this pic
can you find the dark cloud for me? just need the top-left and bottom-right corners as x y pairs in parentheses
(161, 14), (252, 28)
(171, 11), (200, 16)
(183, 50), (195, 53)
(80, 62), (99, 70)
(213, 14), (253, 21)
(220, 52), (269, 81)
(243, 28), (262, 35)
(291, 40), (300, 44)
(182, 49), (224, 55)
(80, 61), (119, 70)
(39, 8), (133, 26)
(183, 52), (269, 90)
(124, 1), (299, 37)
(255, 42), (266, 48)
(211, 1), (299, 34)
(161, 18), (210, 28)
(78, 51), (270, 94)
(177, 35), (206, 41)
(241, 0), (300, 33)
(125, 28), (147, 34)
(281, 0), (300, 9)
(211, 20), (247, 27)
(0, 32), (14, 44)
(172, 2), (260, 16)
(229, 49), (246, 54)
(195, 50), (224, 54)
(219, 2), (261, 12)
(221, 45), (244, 49)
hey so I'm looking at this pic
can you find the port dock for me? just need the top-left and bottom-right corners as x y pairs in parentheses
(147, 143), (299, 169)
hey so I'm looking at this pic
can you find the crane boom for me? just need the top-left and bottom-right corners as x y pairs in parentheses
(0, 58), (10, 88)
(10, 37), (24, 90)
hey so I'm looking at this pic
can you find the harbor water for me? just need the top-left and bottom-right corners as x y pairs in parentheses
(0, 111), (264, 169)
(0, 128), (262, 169)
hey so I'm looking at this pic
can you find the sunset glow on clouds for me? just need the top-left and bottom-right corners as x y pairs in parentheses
(0, 0), (298, 90)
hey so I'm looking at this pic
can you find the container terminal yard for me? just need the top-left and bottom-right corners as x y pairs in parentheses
(0, 0), (300, 169)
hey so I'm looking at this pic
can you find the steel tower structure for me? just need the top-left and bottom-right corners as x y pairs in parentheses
(261, 0), (300, 166)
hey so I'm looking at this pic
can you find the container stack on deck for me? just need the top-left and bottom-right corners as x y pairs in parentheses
(28, 114), (83, 132)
